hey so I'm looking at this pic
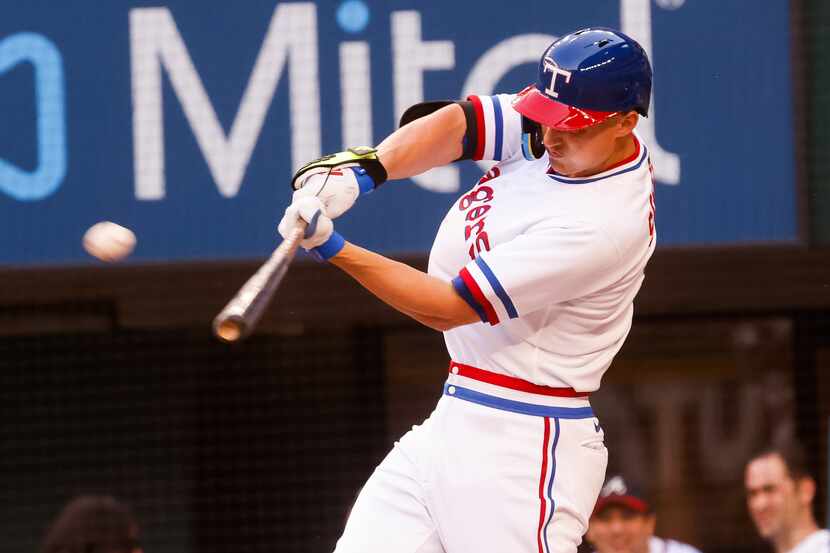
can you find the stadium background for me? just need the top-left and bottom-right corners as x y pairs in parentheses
(1, 0), (828, 552)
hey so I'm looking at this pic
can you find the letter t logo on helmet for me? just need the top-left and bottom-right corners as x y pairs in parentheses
(513, 27), (653, 132)
(542, 58), (572, 98)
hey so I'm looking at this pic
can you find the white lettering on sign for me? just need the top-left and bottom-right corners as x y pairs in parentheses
(391, 11), (457, 193)
(127, 0), (682, 201)
(621, 0), (680, 185)
(130, 4), (320, 199)
(340, 41), (373, 149)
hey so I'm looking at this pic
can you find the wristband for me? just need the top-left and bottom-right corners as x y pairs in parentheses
(351, 166), (376, 195)
(311, 231), (345, 262)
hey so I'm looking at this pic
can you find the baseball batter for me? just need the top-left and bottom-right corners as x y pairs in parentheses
(278, 27), (656, 553)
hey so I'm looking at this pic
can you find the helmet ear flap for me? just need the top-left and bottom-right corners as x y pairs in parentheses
(521, 116), (545, 161)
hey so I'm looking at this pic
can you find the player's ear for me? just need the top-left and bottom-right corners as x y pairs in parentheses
(644, 513), (657, 534)
(614, 112), (639, 136)
(797, 476), (816, 506)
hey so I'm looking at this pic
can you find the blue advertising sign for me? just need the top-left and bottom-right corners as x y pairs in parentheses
(0, 0), (797, 265)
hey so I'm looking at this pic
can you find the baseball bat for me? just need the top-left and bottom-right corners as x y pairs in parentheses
(212, 220), (308, 343)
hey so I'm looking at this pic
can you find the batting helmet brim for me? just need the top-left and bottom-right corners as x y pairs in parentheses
(512, 85), (618, 131)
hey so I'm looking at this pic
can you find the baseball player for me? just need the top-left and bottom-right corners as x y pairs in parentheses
(587, 476), (703, 553)
(745, 442), (830, 553)
(279, 27), (656, 553)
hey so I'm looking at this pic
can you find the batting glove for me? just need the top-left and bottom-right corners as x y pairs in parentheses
(291, 164), (375, 219)
(277, 196), (345, 261)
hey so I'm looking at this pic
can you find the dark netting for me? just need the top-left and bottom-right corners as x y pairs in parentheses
(380, 318), (828, 553)
(806, 0), (830, 244)
(1, 310), (827, 553)
(0, 327), (386, 553)
(591, 318), (799, 553)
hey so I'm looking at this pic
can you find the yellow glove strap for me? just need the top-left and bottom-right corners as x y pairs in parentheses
(291, 147), (387, 190)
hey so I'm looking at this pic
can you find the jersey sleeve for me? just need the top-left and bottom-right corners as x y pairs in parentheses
(466, 93), (524, 163)
(451, 221), (621, 325)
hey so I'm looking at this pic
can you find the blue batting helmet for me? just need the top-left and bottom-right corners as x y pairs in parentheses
(512, 27), (652, 131)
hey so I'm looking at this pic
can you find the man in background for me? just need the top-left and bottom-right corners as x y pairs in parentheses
(41, 495), (142, 553)
(745, 441), (830, 553)
(586, 475), (703, 553)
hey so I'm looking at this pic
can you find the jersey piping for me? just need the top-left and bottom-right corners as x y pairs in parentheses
(547, 138), (647, 185)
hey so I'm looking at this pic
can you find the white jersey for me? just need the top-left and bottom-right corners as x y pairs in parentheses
(788, 529), (830, 553)
(648, 537), (704, 553)
(428, 93), (656, 391)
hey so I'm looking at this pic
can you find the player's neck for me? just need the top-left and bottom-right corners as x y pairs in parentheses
(773, 516), (819, 553)
(567, 134), (637, 178)
(634, 537), (651, 553)
(601, 134), (638, 173)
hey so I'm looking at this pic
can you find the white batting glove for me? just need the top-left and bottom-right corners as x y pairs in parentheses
(292, 164), (376, 219)
(277, 196), (345, 261)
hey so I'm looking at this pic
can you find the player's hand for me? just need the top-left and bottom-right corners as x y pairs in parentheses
(290, 148), (387, 219)
(278, 196), (332, 248)
(277, 196), (345, 260)
(292, 164), (372, 219)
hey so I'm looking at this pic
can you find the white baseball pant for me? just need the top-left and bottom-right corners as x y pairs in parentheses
(333, 362), (608, 553)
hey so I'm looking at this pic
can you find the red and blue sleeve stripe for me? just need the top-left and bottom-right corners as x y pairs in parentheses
(468, 95), (486, 161)
(474, 256), (518, 319)
(491, 96), (503, 161)
(452, 275), (487, 323)
(452, 268), (500, 325)
(467, 95), (506, 161)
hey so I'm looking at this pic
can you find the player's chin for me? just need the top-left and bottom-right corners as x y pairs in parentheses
(548, 155), (566, 169)
(604, 542), (634, 553)
(549, 158), (578, 177)
(751, 519), (777, 538)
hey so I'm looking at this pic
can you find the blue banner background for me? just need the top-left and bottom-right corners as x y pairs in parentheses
(0, 0), (797, 265)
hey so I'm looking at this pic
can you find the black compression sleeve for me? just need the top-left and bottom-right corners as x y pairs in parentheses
(456, 100), (478, 161)
(398, 100), (480, 162)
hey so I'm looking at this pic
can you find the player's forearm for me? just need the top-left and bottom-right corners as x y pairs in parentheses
(329, 241), (477, 331)
(376, 104), (466, 180)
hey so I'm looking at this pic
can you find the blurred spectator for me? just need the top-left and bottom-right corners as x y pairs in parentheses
(745, 441), (829, 553)
(41, 495), (142, 553)
(586, 475), (702, 553)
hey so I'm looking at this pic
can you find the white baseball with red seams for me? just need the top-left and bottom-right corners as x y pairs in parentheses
(334, 93), (656, 553)
(82, 221), (136, 262)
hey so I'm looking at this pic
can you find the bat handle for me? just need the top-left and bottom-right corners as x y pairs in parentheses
(212, 220), (308, 343)
(276, 219), (308, 257)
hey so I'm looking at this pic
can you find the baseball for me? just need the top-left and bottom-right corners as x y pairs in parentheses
(82, 221), (136, 262)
